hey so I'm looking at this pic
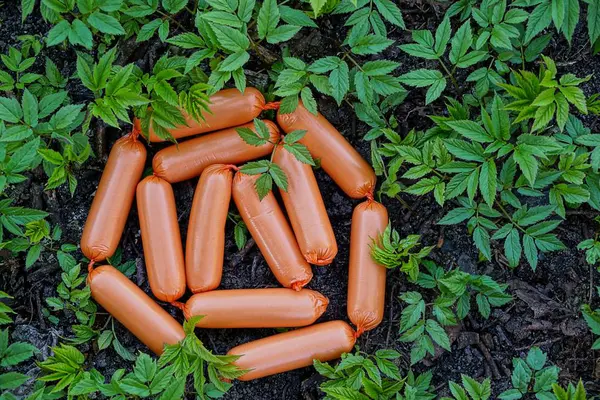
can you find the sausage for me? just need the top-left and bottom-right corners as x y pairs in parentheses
(277, 102), (376, 199)
(186, 164), (233, 293)
(227, 320), (356, 381)
(153, 120), (279, 183)
(232, 172), (313, 290)
(81, 128), (146, 262)
(273, 145), (337, 265)
(136, 176), (186, 302)
(147, 88), (265, 142)
(87, 265), (185, 355)
(173, 288), (328, 328)
(347, 200), (389, 336)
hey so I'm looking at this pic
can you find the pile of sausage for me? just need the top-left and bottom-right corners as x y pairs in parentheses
(80, 88), (389, 381)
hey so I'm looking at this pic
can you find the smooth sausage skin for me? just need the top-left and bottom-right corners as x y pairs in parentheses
(136, 176), (186, 302)
(186, 164), (233, 293)
(88, 265), (185, 355)
(228, 320), (356, 381)
(277, 103), (376, 199)
(347, 200), (389, 336)
(81, 134), (146, 261)
(153, 120), (279, 183)
(232, 172), (313, 290)
(273, 146), (337, 265)
(178, 288), (328, 328)
(147, 88), (265, 142)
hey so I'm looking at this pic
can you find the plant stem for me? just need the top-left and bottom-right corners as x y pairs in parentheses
(439, 59), (460, 91)
(495, 200), (526, 234)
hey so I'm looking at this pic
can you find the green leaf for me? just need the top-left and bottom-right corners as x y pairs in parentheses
(46, 19), (70, 46)
(523, 234), (538, 270)
(266, 25), (301, 44)
(399, 69), (446, 104)
(137, 19), (162, 42)
(201, 11), (243, 28)
(212, 25), (249, 52)
(449, 21), (473, 65)
(236, 127), (268, 146)
(373, 0), (405, 28)
(283, 143), (314, 165)
(310, 0), (327, 16)
(255, 173), (273, 200)
(474, 226), (491, 260)
(446, 120), (493, 143)
(351, 34), (394, 55)
(526, 347), (547, 370)
(513, 146), (538, 186)
(329, 61), (349, 105)
(435, 17), (451, 55)
(162, 0), (188, 13)
(270, 163), (288, 192)
(0, 98), (23, 123)
(505, 228), (522, 268)
(362, 60), (400, 76)
(218, 51), (250, 72)
(22, 0), (36, 22)
(166, 32), (205, 49)
(479, 159), (497, 206)
(438, 207), (475, 225)
(97, 330), (113, 350)
(560, 0), (579, 42)
(300, 87), (317, 115)
(280, 5), (317, 27)
(445, 139), (485, 162)
(257, 0), (280, 39)
(69, 19), (93, 49)
(525, 2), (552, 42)
(589, 0), (600, 44)
(88, 11), (125, 35)
(425, 319), (451, 350)
(22, 89), (38, 127)
(0, 372), (29, 390)
(559, 86), (587, 113)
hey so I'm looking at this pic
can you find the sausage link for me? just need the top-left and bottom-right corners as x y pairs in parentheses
(153, 120), (279, 183)
(228, 320), (356, 381)
(232, 172), (313, 290)
(136, 176), (186, 302)
(273, 145), (337, 265)
(81, 132), (146, 261)
(277, 103), (376, 199)
(347, 200), (389, 336)
(174, 288), (328, 328)
(88, 265), (185, 355)
(186, 164), (233, 293)
(147, 88), (265, 142)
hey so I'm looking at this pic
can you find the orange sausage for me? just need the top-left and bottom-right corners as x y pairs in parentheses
(153, 120), (279, 183)
(277, 103), (376, 199)
(273, 145), (337, 265)
(81, 131), (146, 262)
(136, 176), (186, 302)
(347, 200), (388, 336)
(87, 265), (185, 355)
(228, 320), (356, 381)
(173, 288), (328, 328)
(186, 164), (233, 293)
(232, 172), (313, 290)
(147, 88), (265, 142)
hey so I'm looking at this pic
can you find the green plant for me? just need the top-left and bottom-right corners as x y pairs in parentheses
(399, 260), (511, 364)
(498, 347), (559, 399)
(375, 57), (600, 270)
(551, 380), (587, 400)
(273, 0), (406, 113)
(0, 292), (39, 398)
(581, 304), (600, 350)
(313, 348), (436, 400)
(36, 316), (244, 398)
(371, 227), (434, 281)
(441, 375), (491, 400)
(228, 212), (249, 250)
(237, 119), (315, 199)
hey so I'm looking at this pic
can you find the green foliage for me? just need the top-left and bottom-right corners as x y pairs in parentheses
(371, 225), (434, 281)
(399, 260), (511, 364)
(44, 256), (97, 327)
(552, 380), (587, 400)
(237, 120), (314, 199)
(497, 347), (560, 399)
(37, 316), (244, 399)
(581, 304), (600, 349)
(228, 212), (249, 250)
(374, 57), (599, 270)
(441, 375), (491, 400)
(314, 348), (436, 400)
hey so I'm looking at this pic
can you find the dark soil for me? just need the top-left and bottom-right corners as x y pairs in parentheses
(2, 1), (600, 399)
